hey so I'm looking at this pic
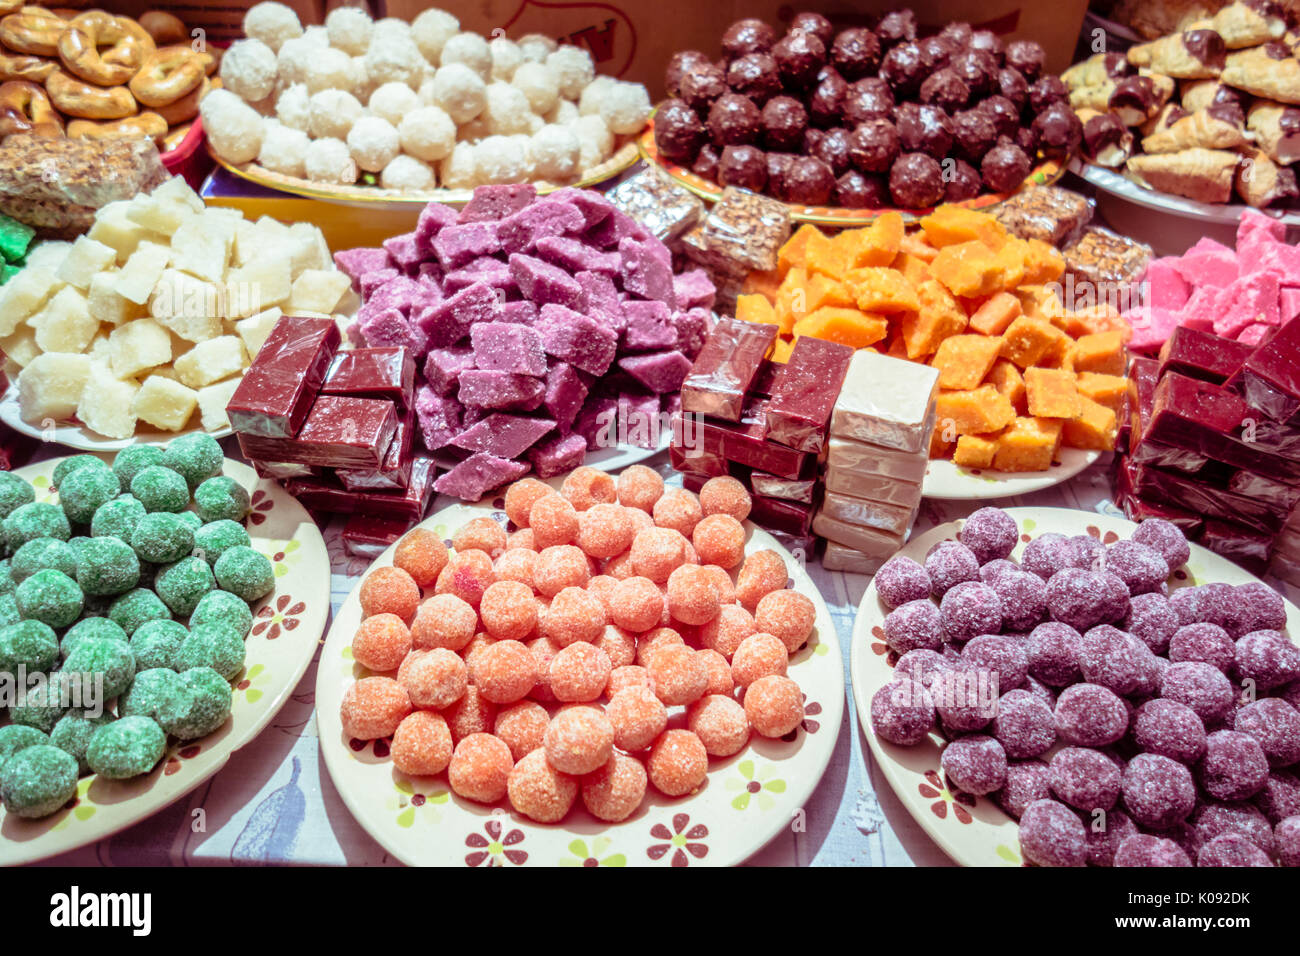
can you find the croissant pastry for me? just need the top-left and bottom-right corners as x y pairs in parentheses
(1220, 43), (1300, 103)
(1246, 98), (1300, 163)
(1128, 29), (1228, 77)
(1126, 147), (1239, 202)
(1063, 52), (1133, 90)
(1141, 107), (1251, 151)
(1187, 0), (1287, 47)
(1078, 109), (1136, 166)
(1235, 146), (1299, 206)
(1107, 73), (1178, 126)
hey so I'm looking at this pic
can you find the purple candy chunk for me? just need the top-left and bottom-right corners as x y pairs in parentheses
(433, 452), (530, 502)
(534, 234), (620, 275)
(458, 369), (545, 411)
(443, 257), (519, 296)
(1019, 798), (1087, 866)
(619, 351), (692, 393)
(529, 432), (588, 478)
(1124, 592), (1179, 655)
(1055, 683), (1128, 746)
(1122, 753), (1197, 829)
(673, 268), (717, 312)
(497, 200), (586, 254)
(1050, 746), (1122, 812)
(458, 184), (538, 223)
(543, 362), (589, 431)
(413, 282), (502, 349)
(358, 304), (428, 355)
(1133, 698), (1207, 764)
(875, 555), (931, 609)
(359, 267), (400, 298)
(959, 507), (1018, 564)
(414, 385), (463, 450)
(548, 187), (614, 230)
(997, 760), (1052, 819)
(334, 246), (392, 289)
(621, 300), (677, 351)
(509, 253), (583, 306)
(574, 396), (618, 449)
(618, 236), (676, 305)
(941, 734), (1007, 795)
(673, 307), (713, 357)
(575, 271), (623, 329)
(449, 413), (555, 459)
(470, 322), (547, 376)
(501, 300), (539, 325)
(586, 206), (650, 248)
(368, 274), (425, 314)
(618, 391), (662, 449)
(382, 231), (423, 272)
(414, 202), (459, 253)
(423, 346), (475, 395)
(870, 677), (935, 745)
(925, 540), (980, 598)
(431, 221), (502, 270)
(535, 303), (618, 375)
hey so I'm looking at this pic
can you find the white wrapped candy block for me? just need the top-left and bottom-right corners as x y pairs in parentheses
(114, 240), (172, 305)
(173, 335), (246, 388)
(0, 267), (60, 336)
(235, 307), (282, 358)
(56, 236), (117, 290)
(149, 269), (223, 341)
(33, 287), (97, 354)
(133, 375), (199, 431)
(197, 376), (242, 431)
(108, 319), (172, 380)
(77, 362), (139, 440)
(17, 352), (92, 423)
(289, 269), (350, 314)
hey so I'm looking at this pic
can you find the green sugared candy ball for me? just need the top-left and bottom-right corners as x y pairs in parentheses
(178, 512), (202, 531)
(172, 622), (245, 679)
(129, 466), (190, 514)
(15, 569), (83, 628)
(194, 476), (250, 523)
(130, 512), (194, 564)
(0, 559), (13, 593)
(75, 536), (140, 596)
(108, 587), (171, 636)
(120, 667), (182, 721)
(0, 744), (78, 817)
(112, 445), (165, 490)
(0, 619), (58, 674)
(0, 472), (34, 521)
(50, 711), (115, 774)
(213, 546), (274, 602)
(129, 619), (186, 671)
(61, 616), (128, 661)
(58, 465), (121, 525)
(52, 454), (108, 490)
(0, 724), (49, 769)
(160, 666), (232, 739)
(86, 715), (165, 780)
(3, 502), (71, 552)
(0, 593), (19, 628)
(155, 557), (214, 616)
(189, 589), (253, 639)
(162, 433), (223, 489)
(91, 495), (146, 540)
(10, 680), (66, 733)
(63, 636), (136, 699)
(11, 537), (77, 583)
(193, 520), (250, 566)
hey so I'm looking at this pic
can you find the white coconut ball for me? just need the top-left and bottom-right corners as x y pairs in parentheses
(530, 123), (580, 182)
(476, 134), (529, 184)
(368, 82), (420, 126)
(411, 9), (460, 64)
(511, 61), (560, 115)
(546, 45), (595, 100)
(439, 141), (479, 189)
(567, 114), (612, 169)
(301, 25), (329, 47)
(325, 6), (372, 55)
(430, 62), (487, 124)
(518, 34), (558, 63)
(489, 37), (523, 81)
(347, 115), (400, 172)
(308, 89), (364, 140)
(546, 99), (579, 125)
(380, 154), (436, 190)
(275, 35), (315, 86)
(219, 38), (278, 102)
(275, 82), (310, 132)
(440, 32), (491, 79)
(578, 75), (616, 116)
(258, 120), (310, 177)
(398, 105), (456, 161)
(371, 17), (413, 44)
(347, 55), (376, 101)
(304, 137), (358, 184)
(512, 134), (538, 179)
(303, 46), (352, 95)
(457, 115), (491, 142)
(600, 80), (651, 134)
(483, 82), (536, 136)
(365, 36), (425, 89)
(243, 2), (302, 53)
(199, 88), (265, 164)
(416, 75), (437, 106)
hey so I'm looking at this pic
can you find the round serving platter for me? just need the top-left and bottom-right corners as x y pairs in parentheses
(922, 449), (1104, 501)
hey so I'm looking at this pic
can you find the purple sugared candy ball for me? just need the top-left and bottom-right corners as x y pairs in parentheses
(1169, 623), (1235, 673)
(1085, 807), (1139, 867)
(941, 733), (1007, 795)
(931, 665), (998, 732)
(1132, 518), (1190, 571)
(1276, 815), (1300, 866)
(1160, 660), (1235, 724)
(1026, 621), (1081, 687)
(1121, 753), (1197, 829)
(1019, 798), (1087, 867)
(1078, 625), (1144, 696)
(1224, 582), (1287, 638)
(992, 688), (1055, 758)
(870, 677), (934, 745)
(1234, 697), (1300, 768)
(1124, 592), (1179, 655)
(1022, 533), (1077, 581)
(1050, 746), (1122, 812)
(894, 648), (949, 688)
(1054, 682), (1128, 747)
(1192, 800), (1275, 856)
(997, 759), (1051, 819)
(875, 554), (931, 609)
(1047, 568), (1130, 632)
(991, 570), (1046, 632)
(959, 507), (1017, 564)
(1197, 832), (1274, 867)
(962, 634), (1028, 691)
(1256, 770), (1300, 823)
(940, 581), (1002, 643)
(1235, 630), (1300, 691)
(883, 598), (945, 654)
(1114, 833), (1192, 867)
(924, 540), (980, 598)
(1132, 698), (1206, 764)
(979, 558), (1019, 585)
(1200, 729), (1270, 801)
(1099, 540), (1169, 596)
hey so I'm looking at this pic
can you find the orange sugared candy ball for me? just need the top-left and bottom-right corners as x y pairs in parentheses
(506, 527), (536, 550)
(526, 636), (561, 703)
(653, 488), (704, 537)
(736, 549), (788, 611)
(463, 632), (495, 671)
(393, 528), (449, 588)
(447, 732), (514, 803)
(494, 547), (537, 589)
(697, 648), (734, 696)
(452, 516), (507, 558)
(505, 477), (552, 528)
(435, 548), (496, 607)
(731, 632), (789, 687)
(494, 701), (550, 761)
(443, 684), (497, 742)
(693, 514), (746, 569)
(561, 466), (617, 511)
(617, 464), (665, 513)
(411, 593), (477, 651)
(607, 664), (654, 697)
(630, 527), (690, 583)
(666, 564), (721, 626)
(534, 544), (590, 597)
(699, 604), (757, 658)
(586, 574), (618, 613)
(744, 675), (805, 737)
(603, 550), (636, 580)
(577, 502), (634, 558)
(647, 728), (708, 796)
(470, 639), (538, 703)
(594, 623), (636, 668)
(549, 641), (612, 702)
(543, 704), (614, 774)
(341, 676), (412, 740)
(646, 642), (708, 706)
(608, 575), (664, 632)
(391, 710), (454, 775)
(701, 564), (737, 604)
(688, 694), (751, 757)
(625, 506), (655, 535)
(541, 586), (605, 646)
(607, 685), (667, 752)
(756, 589), (816, 653)
(397, 647), (467, 710)
(529, 493), (579, 549)
(359, 566), (421, 623)
(507, 748), (580, 822)
(351, 613), (411, 672)
(479, 580), (539, 640)
(582, 751), (648, 822)
(636, 626), (684, 667)
(699, 475), (752, 522)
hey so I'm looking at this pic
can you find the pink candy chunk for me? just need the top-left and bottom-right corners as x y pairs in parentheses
(471, 322), (547, 376)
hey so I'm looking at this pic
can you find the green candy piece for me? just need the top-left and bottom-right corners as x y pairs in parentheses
(61, 617), (129, 660)
(129, 466), (190, 514)
(57, 465), (120, 525)
(192, 519), (250, 566)
(15, 569), (83, 628)
(107, 587), (171, 636)
(63, 636), (136, 700)
(86, 716), (165, 780)
(130, 511), (195, 564)
(90, 495), (147, 540)
(0, 263), (17, 283)
(213, 546), (274, 602)
(75, 536), (140, 596)
(0, 725), (49, 770)
(111, 445), (165, 491)
(10, 537), (77, 583)
(162, 433), (223, 490)
(119, 667), (183, 720)
(0, 592), (19, 628)
(0, 213), (34, 264)
(0, 559), (13, 593)
(0, 619), (58, 675)
(154, 556), (214, 616)
(193, 476), (250, 523)
(158, 666), (232, 740)
(0, 744), (78, 818)
(50, 711), (115, 774)
(172, 622), (245, 679)
(129, 619), (186, 671)
(177, 512), (203, 531)
(10, 680), (66, 733)
(3, 502), (71, 552)
(189, 589), (253, 639)
(0, 472), (35, 521)
(51, 454), (108, 490)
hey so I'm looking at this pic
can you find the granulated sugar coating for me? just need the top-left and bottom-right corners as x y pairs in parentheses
(529, 494), (580, 549)
(959, 508), (1018, 564)
(667, 564), (721, 626)
(693, 514), (746, 569)
(647, 728), (708, 796)
(698, 476), (752, 522)
(744, 674), (804, 737)
(341, 677), (412, 740)
(494, 701), (550, 761)
(526, 637), (560, 703)
(1160, 661), (1235, 723)
(1192, 800), (1275, 856)
(1114, 834), (1192, 867)
(1019, 798), (1087, 867)
(979, 559), (1020, 586)
(444, 685), (497, 742)
(561, 467), (617, 512)
(1132, 698), (1207, 764)
(543, 705), (614, 774)
(607, 664), (654, 698)
(1077, 625), (1144, 695)
(1234, 698), (1300, 767)
(435, 549), (496, 607)
(534, 545), (590, 597)
(412, 593), (478, 650)
(883, 599), (945, 654)
(875, 555), (931, 610)
(582, 751), (648, 822)
(930, 666), (998, 732)
(448, 732), (514, 803)
(1197, 832), (1274, 867)
(731, 632), (789, 687)
(991, 571), (1047, 632)
(508, 748), (580, 822)
(923, 541), (980, 598)
(470, 639), (538, 703)
(894, 649), (949, 689)
(1275, 816), (1300, 866)
(701, 564), (737, 605)
(1200, 730), (1270, 801)
(594, 624), (637, 668)
(637, 627), (685, 667)
(1124, 592), (1179, 655)
(609, 576), (665, 631)
(398, 648), (468, 710)
(1226, 582), (1287, 637)
(541, 587), (605, 646)
(1049, 746), (1121, 811)
(756, 588), (816, 653)
(688, 694), (751, 757)
(1122, 753), (1197, 829)
(997, 760), (1052, 819)
(1235, 630), (1300, 690)
(735, 549), (787, 611)
(647, 642), (708, 705)
(1099, 540), (1169, 596)
(617, 465), (665, 513)
(1169, 623), (1235, 673)
(941, 734), (1007, 795)
(962, 636), (1028, 691)
(453, 517), (508, 558)
(504, 477), (553, 528)
(1086, 808), (1139, 867)
(607, 686), (667, 752)
(1255, 771), (1300, 823)
(550, 641), (612, 702)
(940, 583), (1003, 644)
(1131, 517), (1191, 571)
(351, 613), (411, 672)
(577, 503), (635, 559)
(1047, 569), (1130, 632)
(700, 604), (757, 659)
(630, 527), (690, 583)
(653, 489), (704, 537)
(1026, 622), (1082, 687)
(698, 648), (734, 696)
(359, 566), (420, 622)
(1022, 533), (1081, 581)
(991, 689), (1055, 758)
(391, 711), (454, 776)
(480, 580), (539, 640)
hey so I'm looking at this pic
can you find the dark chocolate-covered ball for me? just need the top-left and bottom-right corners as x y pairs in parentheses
(939, 21), (974, 47)
(722, 18), (777, 59)
(889, 152), (945, 208)
(920, 34), (958, 71)
(808, 66), (848, 127)
(897, 102), (953, 159)
(653, 98), (706, 163)
(761, 95), (808, 151)
(1033, 101), (1083, 152)
(920, 68), (970, 112)
(848, 117), (900, 173)
(789, 11), (834, 48)
(812, 126), (853, 175)
(949, 48), (998, 98)
(718, 144), (768, 191)
(880, 40), (926, 96)
(680, 63), (728, 113)
(836, 169), (889, 208)
(692, 143), (720, 181)
(772, 29), (826, 88)
(997, 67), (1030, 110)
(843, 77), (895, 125)
(981, 141), (1032, 192)
(783, 155), (835, 205)
(876, 9), (917, 47)
(766, 151), (796, 199)
(1028, 75), (1069, 113)
(970, 30), (1004, 63)
(830, 27), (881, 80)
(1005, 39), (1045, 80)
(944, 158), (982, 202)
(707, 93), (761, 146)
(1014, 126), (1040, 155)
(981, 95), (1021, 138)
(952, 107), (999, 162)
(665, 50), (711, 98)
(726, 52), (781, 105)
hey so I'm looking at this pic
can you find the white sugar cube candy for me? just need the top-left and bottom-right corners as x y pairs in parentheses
(133, 375), (199, 431)
(225, 254), (293, 317)
(108, 319), (172, 379)
(173, 335), (246, 388)
(286, 221), (330, 276)
(0, 327), (39, 367)
(77, 362), (139, 440)
(88, 273), (140, 326)
(0, 267), (61, 335)
(149, 269), (223, 341)
(87, 332), (113, 364)
(150, 175), (205, 213)
(235, 307), (282, 358)
(126, 194), (196, 235)
(56, 236), (117, 290)
(234, 216), (289, 267)
(289, 269), (350, 314)
(23, 241), (72, 273)
(197, 376), (242, 431)
(33, 287), (98, 354)
(17, 352), (92, 423)
(87, 201), (153, 263)
(115, 241), (172, 305)
(169, 218), (231, 283)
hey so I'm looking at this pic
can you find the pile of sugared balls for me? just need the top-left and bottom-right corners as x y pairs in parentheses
(869, 506), (1300, 867)
(340, 468), (815, 824)
(202, 1), (652, 190)
(0, 436), (275, 820)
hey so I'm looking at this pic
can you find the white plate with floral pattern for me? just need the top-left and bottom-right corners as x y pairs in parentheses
(0, 457), (330, 865)
(316, 494), (845, 867)
(923, 449), (1103, 501)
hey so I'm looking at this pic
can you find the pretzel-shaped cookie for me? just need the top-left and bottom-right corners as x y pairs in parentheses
(0, 78), (62, 138)
(129, 44), (204, 108)
(0, 7), (65, 56)
(68, 109), (167, 142)
(57, 10), (155, 86)
(0, 49), (56, 82)
(46, 67), (137, 119)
